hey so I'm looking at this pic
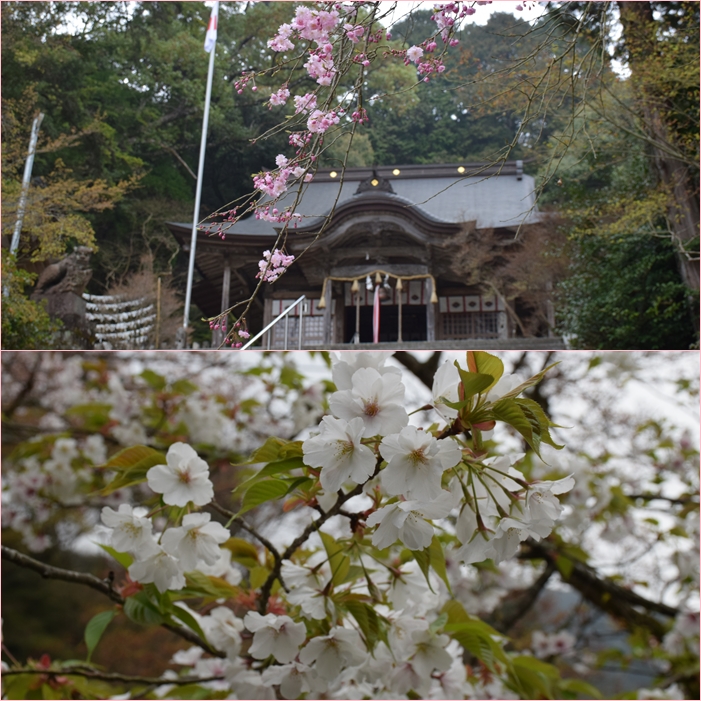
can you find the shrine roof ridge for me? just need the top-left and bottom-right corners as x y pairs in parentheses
(313, 160), (525, 182)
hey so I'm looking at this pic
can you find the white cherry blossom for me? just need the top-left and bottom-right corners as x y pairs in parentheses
(161, 512), (229, 571)
(408, 628), (454, 678)
(329, 367), (408, 438)
(101, 504), (159, 556)
(262, 661), (318, 699)
(128, 546), (185, 593)
(299, 626), (365, 680)
(380, 426), (461, 500)
(302, 416), (376, 492)
(201, 606), (244, 658)
(331, 351), (401, 390)
(244, 611), (307, 663)
(431, 360), (460, 422)
(485, 372), (523, 403)
(146, 442), (214, 506)
(367, 491), (456, 551)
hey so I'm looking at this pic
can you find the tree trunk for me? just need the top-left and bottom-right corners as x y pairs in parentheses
(617, 2), (700, 315)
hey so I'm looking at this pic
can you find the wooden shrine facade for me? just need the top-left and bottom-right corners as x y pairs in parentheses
(167, 162), (555, 348)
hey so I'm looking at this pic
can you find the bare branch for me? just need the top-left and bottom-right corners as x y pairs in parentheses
(1, 666), (225, 686)
(1, 545), (225, 658)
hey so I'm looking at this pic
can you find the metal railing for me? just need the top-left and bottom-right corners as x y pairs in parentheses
(240, 295), (307, 350)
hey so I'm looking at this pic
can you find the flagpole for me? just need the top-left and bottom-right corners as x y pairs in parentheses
(182, 1), (219, 342)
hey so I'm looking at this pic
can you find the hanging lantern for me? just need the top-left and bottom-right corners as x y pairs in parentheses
(351, 278), (359, 293)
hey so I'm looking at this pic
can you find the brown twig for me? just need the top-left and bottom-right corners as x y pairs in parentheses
(1, 545), (225, 658)
(257, 457), (383, 614)
(1, 666), (225, 686)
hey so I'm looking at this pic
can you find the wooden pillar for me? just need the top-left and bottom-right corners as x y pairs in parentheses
(322, 279), (333, 345)
(220, 258), (231, 315)
(425, 277), (435, 342)
(212, 257), (231, 347)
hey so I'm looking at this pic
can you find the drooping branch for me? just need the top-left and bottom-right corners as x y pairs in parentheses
(1, 545), (225, 658)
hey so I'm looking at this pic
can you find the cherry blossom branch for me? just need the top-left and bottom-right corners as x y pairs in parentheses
(1, 545), (225, 658)
(209, 500), (282, 568)
(257, 457), (383, 614)
(1, 666), (225, 686)
(1, 545), (124, 603)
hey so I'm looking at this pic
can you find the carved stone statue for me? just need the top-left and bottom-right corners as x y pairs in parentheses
(31, 246), (93, 299)
(31, 247), (94, 346)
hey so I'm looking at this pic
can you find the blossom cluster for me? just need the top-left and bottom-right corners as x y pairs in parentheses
(256, 248), (295, 282)
(91, 353), (576, 698)
(0, 354), (324, 553)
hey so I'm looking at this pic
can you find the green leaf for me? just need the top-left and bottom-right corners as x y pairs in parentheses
(491, 398), (538, 452)
(238, 478), (290, 516)
(468, 351), (504, 391)
(182, 571), (241, 600)
(95, 542), (133, 569)
(1, 674), (34, 700)
(170, 603), (207, 641)
(140, 369), (166, 390)
(249, 566), (270, 589)
(342, 597), (386, 652)
(509, 655), (559, 700)
(514, 398), (565, 451)
(454, 362), (495, 401)
(231, 455), (307, 501)
(123, 592), (167, 626)
(222, 537), (260, 569)
(558, 678), (603, 698)
(441, 600), (507, 670)
(84, 609), (116, 662)
(444, 621), (507, 670)
(246, 437), (303, 465)
(428, 535), (452, 594)
(319, 530), (350, 587)
(100, 463), (154, 496)
(171, 378), (198, 395)
(411, 546), (435, 593)
(100, 444), (167, 472)
(64, 403), (113, 430)
(498, 362), (560, 401)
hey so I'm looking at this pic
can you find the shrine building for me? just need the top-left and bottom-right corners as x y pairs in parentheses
(167, 162), (560, 349)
